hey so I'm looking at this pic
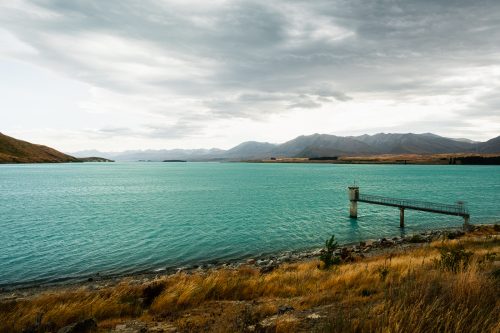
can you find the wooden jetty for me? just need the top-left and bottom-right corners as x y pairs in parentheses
(348, 186), (470, 228)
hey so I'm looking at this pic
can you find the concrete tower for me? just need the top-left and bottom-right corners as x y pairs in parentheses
(348, 185), (359, 218)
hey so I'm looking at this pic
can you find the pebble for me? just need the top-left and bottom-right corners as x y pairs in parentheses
(277, 305), (294, 315)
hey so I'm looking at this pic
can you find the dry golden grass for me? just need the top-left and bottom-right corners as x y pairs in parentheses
(0, 132), (79, 164)
(259, 153), (500, 165)
(1, 226), (499, 332)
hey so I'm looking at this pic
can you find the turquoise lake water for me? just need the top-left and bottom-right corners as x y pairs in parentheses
(0, 162), (499, 286)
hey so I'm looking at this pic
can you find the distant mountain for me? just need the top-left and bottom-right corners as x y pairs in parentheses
(271, 134), (376, 157)
(0, 132), (79, 163)
(70, 133), (500, 161)
(224, 141), (276, 159)
(477, 136), (500, 153)
(451, 138), (479, 144)
(71, 148), (226, 162)
(77, 157), (114, 162)
(352, 133), (476, 154)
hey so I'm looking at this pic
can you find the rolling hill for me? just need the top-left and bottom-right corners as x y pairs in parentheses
(0, 132), (79, 163)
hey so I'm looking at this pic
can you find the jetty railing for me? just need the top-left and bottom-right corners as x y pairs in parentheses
(358, 194), (469, 217)
(348, 186), (470, 228)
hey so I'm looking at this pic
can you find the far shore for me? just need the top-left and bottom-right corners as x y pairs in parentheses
(245, 153), (500, 165)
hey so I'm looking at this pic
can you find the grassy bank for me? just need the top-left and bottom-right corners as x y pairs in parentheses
(1, 226), (499, 332)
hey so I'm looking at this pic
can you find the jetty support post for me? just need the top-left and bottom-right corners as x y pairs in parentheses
(463, 215), (470, 230)
(348, 186), (359, 218)
(399, 207), (405, 228)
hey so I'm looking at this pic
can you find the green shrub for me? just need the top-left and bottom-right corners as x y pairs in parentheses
(484, 252), (497, 262)
(435, 244), (473, 273)
(142, 282), (166, 307)
(319, 235), (341, 269)
(408, 234), (425, 243)
(492, 268), (500, 280)
(360, 288), (376, 297)
(377, 265), (390, 281)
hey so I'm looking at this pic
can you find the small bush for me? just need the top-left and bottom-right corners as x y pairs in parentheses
(435, 244), (473, 273)
(142, 282), (166, 307)
(483, 252), (497, 262)
(408, 234), (426, 243)
(377, 265), (390, 281)
(360, 289), (376, 297)
(319, 235), (341, 269)
(446, 230), (465, 240)
(494, 224), (500, 232)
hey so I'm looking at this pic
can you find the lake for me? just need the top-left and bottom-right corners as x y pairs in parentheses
(0, 162), (499, 286)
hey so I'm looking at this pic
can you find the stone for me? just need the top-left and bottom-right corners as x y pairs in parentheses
(315, 248), (325, 254)
(278, 252), (293, 262)
(446, 230), (465, 239)
(175, 267), (188, 274)
(260, 264), (278, 274)
(307, 313), (322, 320)
(256, 259), (268, 266)
(380, 238), (394, 247)
(57, 318), (97, 333)
(149, 323), (177, 332)
(259, 315), (278, 328)
(277, 305), (294, 315)
(112, 321), (148, 333)
(246, 258), (256, 265)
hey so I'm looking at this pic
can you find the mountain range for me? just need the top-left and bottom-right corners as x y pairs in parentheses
(71, 133), (500, 162)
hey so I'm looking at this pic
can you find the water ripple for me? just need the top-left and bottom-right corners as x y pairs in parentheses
(0, 163), (499, 286)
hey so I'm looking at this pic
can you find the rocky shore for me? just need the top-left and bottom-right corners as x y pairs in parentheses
(1, 225), (498, 333)
(184, 227), (467, 275)
(0, 227), (469, 299)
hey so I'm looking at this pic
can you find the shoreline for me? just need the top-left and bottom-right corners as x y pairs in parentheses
(2, 224), (498, 332)
(244, 153), (500, 165)
(1, 223), (492, 298)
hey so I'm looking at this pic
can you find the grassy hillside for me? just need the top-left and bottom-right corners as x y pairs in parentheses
(1, 226), (498, 332)
(0, 132), (79, 163)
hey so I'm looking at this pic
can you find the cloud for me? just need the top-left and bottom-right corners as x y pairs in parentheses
(1, 0), (499, 148)
(96, 121), (203, 139)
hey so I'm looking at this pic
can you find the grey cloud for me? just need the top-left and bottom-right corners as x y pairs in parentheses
(287, 100), (322, 109)
(96, 121), (202, 139)
(205, 91), (342, 117)
(96, 127), (134, 136)
(145, 122), (203, 139)
(1, 0), (500, 127)
(305, 87), (353, 102)
(460, 89), (500, 118)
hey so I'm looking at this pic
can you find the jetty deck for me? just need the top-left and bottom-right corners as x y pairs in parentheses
(358, 194), (469, 217)
(348, 186), (470, 228)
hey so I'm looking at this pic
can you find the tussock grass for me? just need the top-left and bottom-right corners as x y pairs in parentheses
(1, 226), (499, 332)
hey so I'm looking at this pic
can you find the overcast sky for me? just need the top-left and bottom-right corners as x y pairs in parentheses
(1, 0), (499, 151)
